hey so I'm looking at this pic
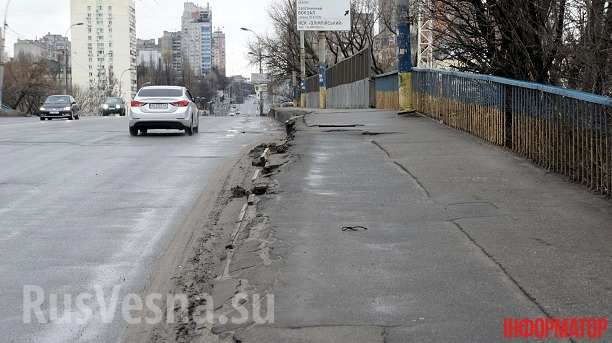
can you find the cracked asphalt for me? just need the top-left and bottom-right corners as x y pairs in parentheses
(0, 111), (280, 342)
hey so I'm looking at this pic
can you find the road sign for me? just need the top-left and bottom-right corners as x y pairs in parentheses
(255, 84), (268, 93)
(251, 73), (270, 84)
(297, 0), (351, 31)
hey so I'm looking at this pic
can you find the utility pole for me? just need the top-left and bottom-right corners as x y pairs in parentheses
(317, 31), (326, 109)
(258, 42), (264, 116)
(63, 22), (83, 95)
(0, 0), (11, 109)
(398, 0), (414, 113)
(292, 70), (297, 106)
(300, 31), (306, 108)
(240, 27), (266, 116)
(63, 50), (69, 94)
(0, 23), (4, 109)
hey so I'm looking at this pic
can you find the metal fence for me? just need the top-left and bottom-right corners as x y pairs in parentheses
(374, 71), (400, 110)
(304, 74), (319, 93)
(326, 48), (371, 89)
(412, 68), (612, 195)
(303, 74), (320, 108)
(301, 49), (373, 109)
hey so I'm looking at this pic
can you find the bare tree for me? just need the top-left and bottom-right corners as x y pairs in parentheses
(427, 0), (611, 95)
(72, 85), (106, 114)
(326, 0), (383, 73)
(3, 55), (57, 114)
(426, 0), (568, 83)
(255, 0), (387, 83)
(558, 0), (611, 95)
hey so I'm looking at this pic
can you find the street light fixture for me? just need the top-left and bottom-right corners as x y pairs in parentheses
(241, 27), (265, 116)
(62, 22), (85, 94)
(119, 67), (137, 100)
(65, 22), (84, 36)
(0, 0), (13, 107)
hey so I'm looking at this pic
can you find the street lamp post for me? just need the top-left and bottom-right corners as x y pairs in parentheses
(0, 0), (13, 108)
(119, 67), (136, 99)
(62, 22), (84, 95)
(241, 27), (265, 116)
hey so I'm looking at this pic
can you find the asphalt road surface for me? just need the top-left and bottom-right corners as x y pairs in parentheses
(0, 115), (280, 342)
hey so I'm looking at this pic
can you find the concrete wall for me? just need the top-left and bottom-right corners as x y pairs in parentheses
(326, 79), (371, 109)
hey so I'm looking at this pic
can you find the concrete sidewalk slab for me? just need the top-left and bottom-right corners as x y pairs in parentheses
(237, 326), (385, 343)
(240, 110), (611, 342)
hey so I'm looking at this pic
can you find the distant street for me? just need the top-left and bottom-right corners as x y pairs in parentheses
(0, 114), (281, 342)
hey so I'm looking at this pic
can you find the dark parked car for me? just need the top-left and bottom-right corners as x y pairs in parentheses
(39, 95), (80, 120)
(100, 97), (126, 116)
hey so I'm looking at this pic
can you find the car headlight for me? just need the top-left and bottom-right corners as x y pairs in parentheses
(64, 106), (71, 111)
(102, 104), (109, 109)
(39, 107), (45, 111)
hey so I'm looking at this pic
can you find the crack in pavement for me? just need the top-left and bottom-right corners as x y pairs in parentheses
(371, 140), (432, 198)
(446, 201), (500, 209)
(371, 140), (392, 158)
(393, 161), (432, 199)
(448, 220), (576, 343)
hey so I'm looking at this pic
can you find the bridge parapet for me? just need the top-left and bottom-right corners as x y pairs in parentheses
(411, 68), (612, 195)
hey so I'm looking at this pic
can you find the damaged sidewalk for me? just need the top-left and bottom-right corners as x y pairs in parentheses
(156, 108), (612, 343)
(231, 109), (612, 342)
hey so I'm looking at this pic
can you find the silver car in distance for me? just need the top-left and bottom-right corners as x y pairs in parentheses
(129, 86), (200, 136)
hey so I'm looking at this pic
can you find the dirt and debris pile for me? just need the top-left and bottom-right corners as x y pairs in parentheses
(249, 143), (270, 158)
(231, 186), (250, 198)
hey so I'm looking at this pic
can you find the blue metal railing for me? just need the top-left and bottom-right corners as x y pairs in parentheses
(411, 68), (612, 195)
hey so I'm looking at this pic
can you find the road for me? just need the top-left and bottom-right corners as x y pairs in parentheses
(238, 96), (260, 116)
(0, 115), (280, 342)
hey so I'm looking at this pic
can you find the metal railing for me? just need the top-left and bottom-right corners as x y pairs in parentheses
(412, 68), (612, 195)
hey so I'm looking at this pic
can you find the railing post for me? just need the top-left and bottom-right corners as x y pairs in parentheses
(300, 30), (306, 108)
(607, 106), (612, 196)
(318, 31), (327, 109)
(397, 0), (414, 113)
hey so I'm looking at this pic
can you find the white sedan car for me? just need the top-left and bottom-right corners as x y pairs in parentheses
(128, 86), (199, 136)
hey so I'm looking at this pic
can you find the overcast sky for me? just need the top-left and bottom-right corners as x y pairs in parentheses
(3, 0), (274, 77)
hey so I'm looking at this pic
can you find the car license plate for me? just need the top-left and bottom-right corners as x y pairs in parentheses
(50, 111), (59, 114)
(149, 103), (167, 110)
(115, 105), (121, 109)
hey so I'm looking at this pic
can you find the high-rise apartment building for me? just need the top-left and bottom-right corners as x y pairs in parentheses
(181, 2), (213, 76)
(136, 39), (161, 68)
(160, 31), (183, 76)
(41, 34), (71, 64)
(71, 0), (137, 100)
(14, 33), (70, 63)
(14, 40), (47, 60)
(212, 28), (225, 76)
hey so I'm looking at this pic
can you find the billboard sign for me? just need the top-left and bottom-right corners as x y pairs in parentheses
(297, 0), (351, 31)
